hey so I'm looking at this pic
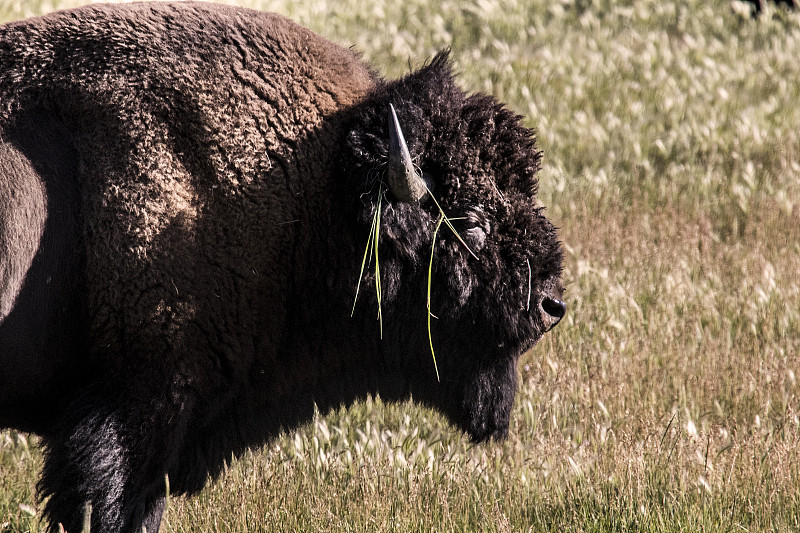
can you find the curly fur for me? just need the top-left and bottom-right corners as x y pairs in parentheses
(0, 3), (563, 532)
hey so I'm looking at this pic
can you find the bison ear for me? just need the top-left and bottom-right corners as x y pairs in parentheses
(387, 104), (428, 203)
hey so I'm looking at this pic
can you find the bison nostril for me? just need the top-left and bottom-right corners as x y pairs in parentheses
(541, 297), (566, 320)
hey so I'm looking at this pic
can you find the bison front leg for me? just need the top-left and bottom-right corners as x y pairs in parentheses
(39, 390), (190, 533)
(140, 496), (167, 533)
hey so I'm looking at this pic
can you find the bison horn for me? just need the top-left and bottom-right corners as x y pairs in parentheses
(387, 104), (427, 203)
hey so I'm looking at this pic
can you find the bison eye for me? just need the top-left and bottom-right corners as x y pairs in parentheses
(464, 225), (487, 251)
(461, 207), (490, 252)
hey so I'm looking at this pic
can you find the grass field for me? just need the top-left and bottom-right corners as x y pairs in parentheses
(2, 0), (800, 531)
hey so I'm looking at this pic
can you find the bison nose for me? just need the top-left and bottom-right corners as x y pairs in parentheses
(540, 297), (566, 330)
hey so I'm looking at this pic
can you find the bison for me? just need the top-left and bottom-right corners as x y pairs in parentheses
(0, 2), (565, 532)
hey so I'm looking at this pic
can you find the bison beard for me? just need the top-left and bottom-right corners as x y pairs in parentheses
(0, 3), (565, 532)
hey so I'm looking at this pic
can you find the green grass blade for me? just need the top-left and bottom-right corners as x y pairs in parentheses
(351, 190), (380, 317)
(427, 213), (445, 382)
(425, 186), (479, 261)
(374, 185), (383, 338)
(525, 257), (532, 312)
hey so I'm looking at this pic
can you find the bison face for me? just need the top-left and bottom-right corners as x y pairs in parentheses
(342, 52), (564, 441)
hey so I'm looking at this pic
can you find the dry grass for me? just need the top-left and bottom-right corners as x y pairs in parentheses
(2, 0), (800, 531)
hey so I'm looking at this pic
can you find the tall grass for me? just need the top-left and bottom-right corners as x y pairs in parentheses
(2, 0), (800, 531)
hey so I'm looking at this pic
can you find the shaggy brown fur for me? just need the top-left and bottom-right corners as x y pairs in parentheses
(0, 3), (564, 532)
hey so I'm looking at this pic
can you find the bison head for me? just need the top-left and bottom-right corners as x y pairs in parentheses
(341, 52), (564, 442)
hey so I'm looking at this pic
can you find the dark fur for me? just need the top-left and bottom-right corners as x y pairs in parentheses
(744, 0), (795, 14)
(0, 3), (563, 532)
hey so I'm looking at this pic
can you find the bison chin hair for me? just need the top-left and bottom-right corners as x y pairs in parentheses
(406, 345), (519, 442)
(459, 358), (518, 441)
(441, 358), (518, 442)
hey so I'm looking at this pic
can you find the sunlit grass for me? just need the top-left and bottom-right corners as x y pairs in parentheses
(2, 0), (800, 530)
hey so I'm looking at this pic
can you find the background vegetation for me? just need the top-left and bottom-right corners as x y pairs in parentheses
(2, 0), (799, 530)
